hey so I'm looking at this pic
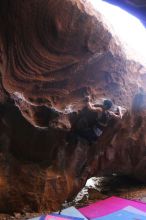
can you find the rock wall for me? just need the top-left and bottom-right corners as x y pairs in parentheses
(0, 0), (146, 213)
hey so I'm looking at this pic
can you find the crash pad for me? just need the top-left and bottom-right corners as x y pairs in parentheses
(79, 196), (146, 218)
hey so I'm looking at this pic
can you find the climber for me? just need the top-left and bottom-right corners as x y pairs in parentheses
(90, 99), (123, 119)
(89, 99), (123, 138)
(75, 98), (123, 143)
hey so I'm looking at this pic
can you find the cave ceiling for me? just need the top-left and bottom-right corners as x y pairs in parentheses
(0, 0), (146, 213)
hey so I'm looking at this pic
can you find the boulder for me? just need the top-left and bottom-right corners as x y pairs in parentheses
(0, 0), (146, 213)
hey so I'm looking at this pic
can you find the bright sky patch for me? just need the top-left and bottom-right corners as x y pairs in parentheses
(90, 0), (146, 65)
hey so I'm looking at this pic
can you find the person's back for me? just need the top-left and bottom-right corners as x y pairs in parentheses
(91, 99), (113, 137)
(74, 98), (123, 143)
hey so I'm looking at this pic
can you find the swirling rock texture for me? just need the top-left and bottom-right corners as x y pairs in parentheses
(0, 0), (146, 213)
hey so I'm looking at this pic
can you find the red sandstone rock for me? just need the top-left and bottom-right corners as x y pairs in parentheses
(0, 0), (146, 213)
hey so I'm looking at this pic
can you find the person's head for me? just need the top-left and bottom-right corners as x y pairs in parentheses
(103, 99), (113, 110)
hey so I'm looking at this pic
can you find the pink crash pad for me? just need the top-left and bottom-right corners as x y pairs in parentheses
(78, 196), (146, 218)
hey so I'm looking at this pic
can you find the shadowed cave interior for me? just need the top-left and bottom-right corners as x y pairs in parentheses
(0, 0), (146, 218)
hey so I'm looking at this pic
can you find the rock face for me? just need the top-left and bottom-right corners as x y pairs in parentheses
(0, 0), (146, 213)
